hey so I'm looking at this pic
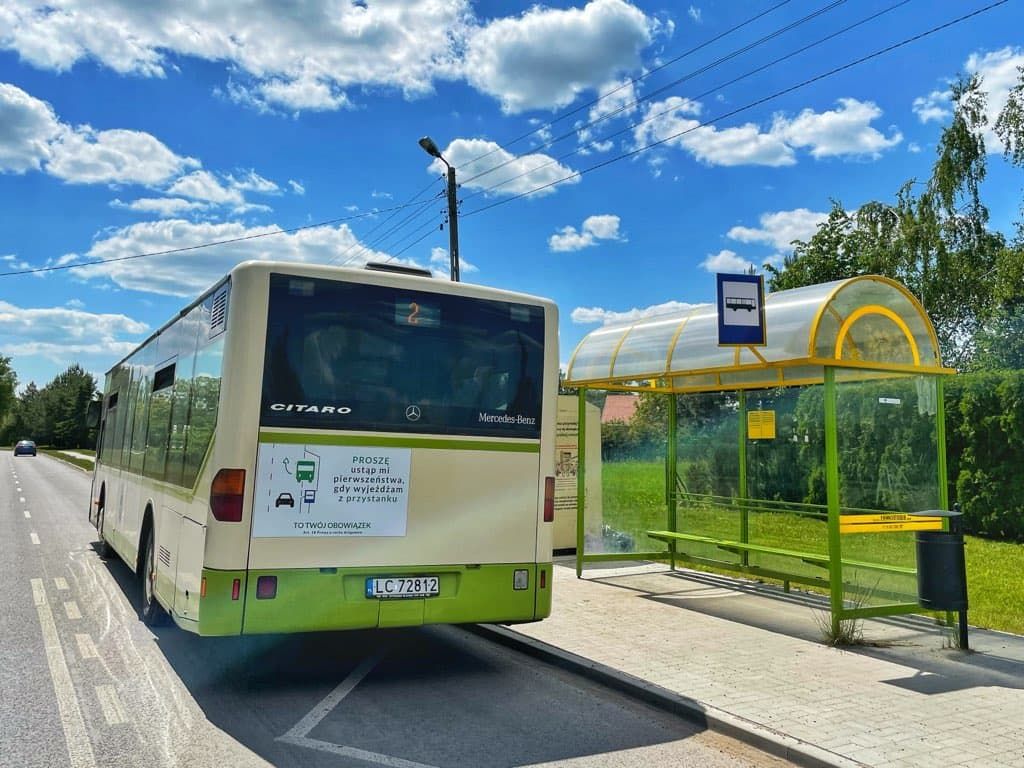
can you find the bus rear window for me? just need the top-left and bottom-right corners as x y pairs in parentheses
(260, 274), (545, 438)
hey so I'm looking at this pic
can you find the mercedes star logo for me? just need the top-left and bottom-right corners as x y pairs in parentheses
(405, 405), (422, 422)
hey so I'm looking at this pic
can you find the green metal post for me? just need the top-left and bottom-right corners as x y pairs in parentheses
(934, 376), (956, 632)
(935, 376), (949, 511)
(667, 393), (678, 571)
(738, 390), (749, 566)
(824, 368), (844, 636)
(576, 388), (587, 578)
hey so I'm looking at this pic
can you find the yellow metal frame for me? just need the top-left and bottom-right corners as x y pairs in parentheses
(565, 275), (952, 394)
(833, 304), (920, 365)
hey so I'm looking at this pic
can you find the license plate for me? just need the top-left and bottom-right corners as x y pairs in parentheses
(366, 576), (440, 599)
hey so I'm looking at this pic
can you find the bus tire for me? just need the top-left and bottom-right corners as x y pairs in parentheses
(96, 502), (112, 559)
(140, 525), (168, 627)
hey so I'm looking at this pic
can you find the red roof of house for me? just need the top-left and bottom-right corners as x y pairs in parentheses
(602, 394), (639, 424)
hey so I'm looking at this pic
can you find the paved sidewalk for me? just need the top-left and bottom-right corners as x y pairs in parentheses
(491, 561), (1024, 768)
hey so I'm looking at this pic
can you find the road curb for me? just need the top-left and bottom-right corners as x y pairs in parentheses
(468, 623), (866, 768)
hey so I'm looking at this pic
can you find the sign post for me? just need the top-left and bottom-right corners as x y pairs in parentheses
(717, 273), (766, 346)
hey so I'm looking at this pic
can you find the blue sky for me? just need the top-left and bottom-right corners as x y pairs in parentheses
(1, 0), (1022, 388)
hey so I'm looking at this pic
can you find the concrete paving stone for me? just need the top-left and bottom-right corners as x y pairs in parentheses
(513, 562), (1024, 768)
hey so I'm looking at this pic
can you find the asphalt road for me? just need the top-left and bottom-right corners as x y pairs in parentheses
(1, 452), (792, 768)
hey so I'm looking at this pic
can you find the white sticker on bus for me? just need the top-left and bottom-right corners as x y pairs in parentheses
(252, 443), (411, 538)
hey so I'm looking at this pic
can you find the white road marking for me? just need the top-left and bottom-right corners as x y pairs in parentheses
(64, 601), (82, 620)
(75, 634), (99, 660)
(30, 579), (97, 768)
(24, 510), (31, 518)
(55, 577), (69, 591)
(20, 495), (26, 502)
(31, 532), (40, 545)
(278, 652), (435, 768)
(95, 685), (127, 725)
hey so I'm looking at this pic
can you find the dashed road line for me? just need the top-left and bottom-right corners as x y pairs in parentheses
(31, 532), (40, 545)
(20, 495), (26, 502)
(76, 634), (99, 660)
(30, 578), (97, 768)
(24, 510), (31, 518)
(64, 601), (82, 620)
(55, 578), (69, 591)
(94, 685), (127, 725)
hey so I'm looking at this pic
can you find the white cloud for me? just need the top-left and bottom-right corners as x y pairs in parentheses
(571, 299), (708, 325)
(589, 79), (638, 124)
(1, 253), (33, 271)
(46, 125), (200, 185)
(0, 81), (60, 172)
(166, 170), (244, 206)
(371, 190), (393, 200)
(0, 300), (148, 365)
(65, 298), (84, 308)
(549, 214), (625, 252)
(0, 1), (470, 111)
(635, 96), (901, 166)
(700, 249), (754, 273)
(429, 246), (478, 277)
(912, 90), (952, 124)
(59, 218), (419, 297)
(1, 81), (199, 186)
(288, 179), (305, 195)
(771, 98), (902, 159)
(228, 170), (279, 194)
(110, 197), (209, 216)
(688, 6), (702, 23)
(966, 46), (1024, 153)
(634, 96), (795, 167)
(463, 0), (653, 113)
(429, 138), (579, 197)
(908, 142), (922, 154)
(727, 208), (829, 251)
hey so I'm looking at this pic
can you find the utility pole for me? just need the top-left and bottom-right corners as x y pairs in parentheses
(418, 136), (460, 282)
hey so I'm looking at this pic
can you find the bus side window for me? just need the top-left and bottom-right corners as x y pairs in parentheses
(182, 337), (224, 489)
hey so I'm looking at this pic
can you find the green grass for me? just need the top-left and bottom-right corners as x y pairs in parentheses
(600, 460), (1024, 635)
(39, 448), (95, 472)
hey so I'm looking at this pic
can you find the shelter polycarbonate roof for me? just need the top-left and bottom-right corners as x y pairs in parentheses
(565, 276), (953, 393)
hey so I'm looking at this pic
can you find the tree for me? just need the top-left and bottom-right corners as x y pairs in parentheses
(768, 74), (1018, 370)
(0, 356), (15, 431)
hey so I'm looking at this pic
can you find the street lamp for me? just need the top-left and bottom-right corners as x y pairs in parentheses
(418, 136), (460, 282)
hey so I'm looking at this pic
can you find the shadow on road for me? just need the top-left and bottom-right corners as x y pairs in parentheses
(94, 543), (710, 768)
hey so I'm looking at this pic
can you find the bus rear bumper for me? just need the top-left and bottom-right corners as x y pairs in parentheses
(196, 563), (552, 636)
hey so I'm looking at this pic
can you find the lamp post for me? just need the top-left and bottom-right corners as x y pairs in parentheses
(418, 136), (460, 282)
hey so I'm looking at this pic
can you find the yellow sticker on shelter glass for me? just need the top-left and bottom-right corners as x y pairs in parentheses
(747, 410), (776, 440)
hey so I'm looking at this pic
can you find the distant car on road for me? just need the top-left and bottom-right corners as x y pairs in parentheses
(13, 440), (37, 457)
(275, 492), (295, 508)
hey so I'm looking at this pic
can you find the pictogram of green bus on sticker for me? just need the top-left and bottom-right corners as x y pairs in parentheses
(295, 460), (316, 482)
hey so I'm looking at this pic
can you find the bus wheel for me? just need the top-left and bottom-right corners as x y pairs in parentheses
(140, 527), (168, 627)
(96, 503), (112, 558)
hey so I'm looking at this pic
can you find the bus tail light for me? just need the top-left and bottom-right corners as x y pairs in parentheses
(543, 476), (555, 522)
(231, 578), (241, 601)
(200, 578), (207, 598)
(540, 569), (547, 589)
(256, 575), (277, 600)
(211, 468), (246, 522)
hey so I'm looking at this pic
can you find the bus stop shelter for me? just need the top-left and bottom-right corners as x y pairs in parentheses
(564, 275), (956, 634)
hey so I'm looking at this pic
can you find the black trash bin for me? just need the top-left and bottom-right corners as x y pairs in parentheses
(910, 508), (969, 647)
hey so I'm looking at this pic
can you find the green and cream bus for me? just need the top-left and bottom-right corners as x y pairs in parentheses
(89, 261), (557, 635)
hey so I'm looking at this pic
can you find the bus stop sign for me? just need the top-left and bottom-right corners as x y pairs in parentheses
(717, 272), (766, 346)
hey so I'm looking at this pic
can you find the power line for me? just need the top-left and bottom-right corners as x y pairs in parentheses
(458, 0), (797, 172)
(462, 0), (913, 202)
(327, 176), (444, 267)
(0, 194), (448, 278)
(460, 0), (854, 187)
(339, 194), (443, 267)
(463, 0), (1009, 220)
